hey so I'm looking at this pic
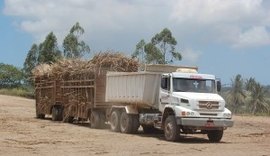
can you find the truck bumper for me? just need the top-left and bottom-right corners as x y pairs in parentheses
(176, 117), (234, 128)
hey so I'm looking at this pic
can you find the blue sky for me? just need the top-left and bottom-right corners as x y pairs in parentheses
(1, 0), (270, 85)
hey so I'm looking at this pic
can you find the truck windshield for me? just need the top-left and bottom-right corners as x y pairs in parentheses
(173, 78), (216, 93)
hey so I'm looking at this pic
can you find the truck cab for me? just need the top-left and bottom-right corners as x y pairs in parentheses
(160, 72), (233, 142)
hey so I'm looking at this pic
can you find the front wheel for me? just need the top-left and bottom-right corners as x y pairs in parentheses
(164, 115), (180, 141)
(207, 130), (223, 142)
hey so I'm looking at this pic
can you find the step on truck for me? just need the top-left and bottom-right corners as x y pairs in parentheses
(105, 65), (233, 142)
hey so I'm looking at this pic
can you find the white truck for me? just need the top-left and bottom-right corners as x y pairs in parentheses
(106, 64), (233, 142)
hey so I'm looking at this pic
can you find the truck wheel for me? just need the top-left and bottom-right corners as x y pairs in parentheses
(110, 110), (120, 132)
(131, 115), (140, 134)
(90, 111), (106, 129)
(52, 106), (63, 121)
(164, 115), (180, 141)
(207, 130), (223, 142)
(90, 111), (101, 128)
(120, 111), (133, 134)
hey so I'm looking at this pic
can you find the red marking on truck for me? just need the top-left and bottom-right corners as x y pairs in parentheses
(190, 75), (202, 79)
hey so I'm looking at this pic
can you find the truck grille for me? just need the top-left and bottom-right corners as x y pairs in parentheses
(198, 101), (219, 110)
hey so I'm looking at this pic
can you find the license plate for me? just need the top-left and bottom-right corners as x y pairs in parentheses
(205, 121), (214, 127)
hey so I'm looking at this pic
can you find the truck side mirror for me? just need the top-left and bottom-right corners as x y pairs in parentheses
(217, 80), (221, 92)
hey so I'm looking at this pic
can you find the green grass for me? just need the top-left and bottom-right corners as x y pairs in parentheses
(0, 88), (34, 99)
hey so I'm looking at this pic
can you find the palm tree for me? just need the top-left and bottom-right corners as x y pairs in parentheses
(226, 74), (246, 114)
(246, 79), (269, 114)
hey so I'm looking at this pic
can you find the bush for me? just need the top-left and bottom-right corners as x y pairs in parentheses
(0, 88), (34, 99)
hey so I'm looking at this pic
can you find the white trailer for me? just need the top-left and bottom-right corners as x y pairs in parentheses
(106, 65), (233, 142)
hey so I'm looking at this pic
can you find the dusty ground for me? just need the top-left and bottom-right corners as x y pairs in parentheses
(0, 94), (270, 156)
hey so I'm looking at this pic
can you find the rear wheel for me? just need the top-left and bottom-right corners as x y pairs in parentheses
(131, 115), (140, 134)
(110, 110), (120, 132)
(52, 106), (63, 121)
(120, 111), (133, 133)
(90, 111), (105, 129)
(207, 130), (223, 142)
(164, 115), (180, 141)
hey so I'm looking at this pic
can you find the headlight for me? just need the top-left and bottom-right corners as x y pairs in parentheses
(223, 113), (232, 118)
(181, 111), (195, 117)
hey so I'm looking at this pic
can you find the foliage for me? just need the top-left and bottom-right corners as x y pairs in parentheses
(132, 39), (145, 63)
(226, 74), (246, 114)
(223, 75), (270, 115)
(63, 22), (90, 58)
(151, 28), (182, 63)
(38, 32), (62, 64)
(132, 28), (182, 64)
(23, 44), (39, 84)
(245, 78), (269, 114)
(0, 88), (34, 99)
(0, 63), (24, 88)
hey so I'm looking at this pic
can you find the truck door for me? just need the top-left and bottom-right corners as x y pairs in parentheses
(159, 75), (171, 112)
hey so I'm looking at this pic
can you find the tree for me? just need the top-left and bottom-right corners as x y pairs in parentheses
(245, 78), (269, 114)
(63, 22), (90, 58)
(132, 28), (182, 64)
(132, 39), (146, 63)
(226, 74), (246, 114)
(144, 43), (163, 64)
(38, 32), (62, 64)
(23, 44), (39, 84)
(0, 63), (23, 88)
(151, 28), (182, 63)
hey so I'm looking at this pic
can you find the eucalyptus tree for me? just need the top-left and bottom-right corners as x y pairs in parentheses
(132, 28), (182, 64)
(63, 22), (90, 58)
(38, 32), (62, 64)
(23, 44), (39, 85)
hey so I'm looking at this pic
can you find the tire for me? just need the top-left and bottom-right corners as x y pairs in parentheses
(207, 130), (223, 142)
(90, 111), (106, 129)
(131, 115), (140, 134)
(90, 111), (100, 128)
(110, 110), (120, 132)
(52, 106), (63, 121)
(164, 115), (180, 141)
(120, 111), (133, 134)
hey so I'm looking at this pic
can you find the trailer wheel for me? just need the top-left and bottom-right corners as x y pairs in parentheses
(90, 111), (100, 128)
(52, 106), (63, 121)
(164, 115), (180, 141)
(131, 115), (140, 134)
(120, 111), (133, 134)
(207, 130), (223, 142)
(110, 110), (120, 132)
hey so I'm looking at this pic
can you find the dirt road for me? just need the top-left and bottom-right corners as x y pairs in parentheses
(0, 94), (270, 156)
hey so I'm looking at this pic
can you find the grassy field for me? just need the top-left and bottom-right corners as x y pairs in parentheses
(0, 88), (34, 99)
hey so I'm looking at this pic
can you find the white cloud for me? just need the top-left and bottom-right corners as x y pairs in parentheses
(3, 0), (270, 51)
(233, 26), (270, 48)
(170, 0), (270, 49)
(181, 48), (202, 63)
